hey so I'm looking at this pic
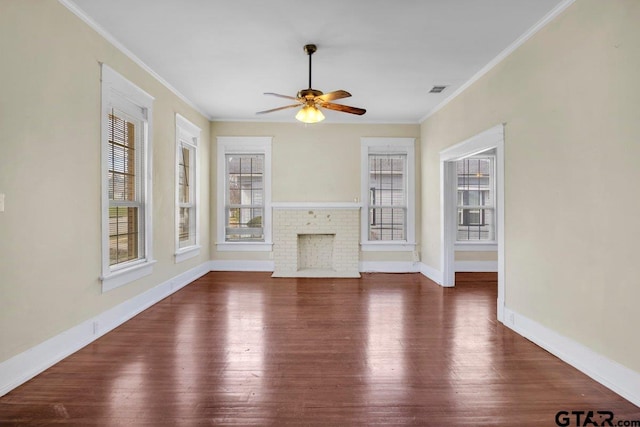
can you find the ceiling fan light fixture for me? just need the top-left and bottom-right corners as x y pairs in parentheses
(295, 104), (325, 124)
(257, 44), (365, 121)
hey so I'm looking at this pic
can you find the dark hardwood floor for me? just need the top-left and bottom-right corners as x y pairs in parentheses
(1, 272), (638, 426)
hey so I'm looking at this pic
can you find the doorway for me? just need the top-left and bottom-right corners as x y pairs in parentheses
(439, 124), (505, 322)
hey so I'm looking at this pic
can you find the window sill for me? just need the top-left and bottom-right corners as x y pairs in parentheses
(175, 246), (201, 263)
(216, 242), (273, 252)
(361, 242), (416, 252)
(455, 242), (497, 251)
(101, 259), (157, 293)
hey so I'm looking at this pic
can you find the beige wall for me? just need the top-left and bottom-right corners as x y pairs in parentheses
(421, 0), (640, 372)
(0, 1), (211, 363)
(210, 121), (421, 262)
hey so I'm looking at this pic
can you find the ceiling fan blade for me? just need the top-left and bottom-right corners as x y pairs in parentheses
(264, 92), (300, 101)
(315, 90), (351, 103)
(256, 104), (300, 115)
(320, 102), (366, 116)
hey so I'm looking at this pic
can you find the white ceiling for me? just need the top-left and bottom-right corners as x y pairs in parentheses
(66, 0), (566, 123)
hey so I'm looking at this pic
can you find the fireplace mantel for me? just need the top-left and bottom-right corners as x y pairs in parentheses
(271, 202), (362, 210)
(271, 204), (360, 278)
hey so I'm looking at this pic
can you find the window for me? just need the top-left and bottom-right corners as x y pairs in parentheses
(216, 137), (272, 251)
(361, 138), (415, 251)
(368, 154), (406, 241)
(226, 154), (264, 241)
(175, 114), (200, 262)
(456, 155), (495, 242)
(101, 64), (154, 291)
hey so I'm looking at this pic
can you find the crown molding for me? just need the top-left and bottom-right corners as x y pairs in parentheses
(420, 0), (576, 123)
(58, 0), (212, 121)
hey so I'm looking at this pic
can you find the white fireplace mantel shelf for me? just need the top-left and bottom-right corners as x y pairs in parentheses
(271, 202), (362, 210)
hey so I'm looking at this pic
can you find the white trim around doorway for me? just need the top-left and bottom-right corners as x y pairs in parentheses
(439, 124), (505, 322)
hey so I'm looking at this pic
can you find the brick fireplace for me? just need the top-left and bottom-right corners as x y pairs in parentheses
(271, 203), (360, 278)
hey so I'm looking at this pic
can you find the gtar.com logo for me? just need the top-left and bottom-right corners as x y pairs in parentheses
(555, 411), (640, 427)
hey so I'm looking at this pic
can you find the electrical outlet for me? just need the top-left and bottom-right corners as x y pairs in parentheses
(412, 251), (420, 262)
(0, 193), (4, 212)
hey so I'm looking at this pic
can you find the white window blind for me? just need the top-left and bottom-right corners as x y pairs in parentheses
(108, 108), (145, 265)
(178, 142), (195, 248)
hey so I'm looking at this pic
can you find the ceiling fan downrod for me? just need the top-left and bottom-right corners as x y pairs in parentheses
(298, 44), (322, 101)
(304, 44), (316, 90)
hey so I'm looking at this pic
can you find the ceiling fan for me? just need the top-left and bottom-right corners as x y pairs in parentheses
(257, 44), (366, 123)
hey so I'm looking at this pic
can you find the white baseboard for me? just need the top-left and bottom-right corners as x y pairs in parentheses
(497, 298), (505, 323)
(454, 260), (498, 272)
(0, 262), (210, 397)
(503, 306), (640, 408)
(359, 261), (420, 273)
(419, 262), (444, 285)
(208, 260), (275, 272)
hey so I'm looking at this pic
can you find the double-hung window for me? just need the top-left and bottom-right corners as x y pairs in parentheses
(361, 138), (415, 251)
(100, 64), (154, 291)
(226, 154), (264, 240)
(456, 155), (495, 242)
(369, 154), (406, 240)
(216, 137), (272, 251)
(175, 114), (200, 262)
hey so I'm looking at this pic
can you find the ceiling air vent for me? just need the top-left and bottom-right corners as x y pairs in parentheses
(429, 85), (447, 93)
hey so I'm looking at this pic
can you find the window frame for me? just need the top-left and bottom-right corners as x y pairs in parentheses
(216, 136), (272, 252)
(174, 114), (201, 262)
(455, 153), (497, 250)
(360, 137), (416, 251)
(100, 64), (155, 292)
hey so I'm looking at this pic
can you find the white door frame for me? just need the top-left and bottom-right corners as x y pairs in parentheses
(439, 124), (505, 322)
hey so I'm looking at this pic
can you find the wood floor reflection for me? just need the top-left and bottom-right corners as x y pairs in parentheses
(1, 272), (639, 425)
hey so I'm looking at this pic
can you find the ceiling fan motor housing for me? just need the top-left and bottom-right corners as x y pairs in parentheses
(297, 88), (323, 100)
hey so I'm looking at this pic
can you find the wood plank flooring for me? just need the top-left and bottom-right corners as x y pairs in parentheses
(1, 272), (638, 425)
